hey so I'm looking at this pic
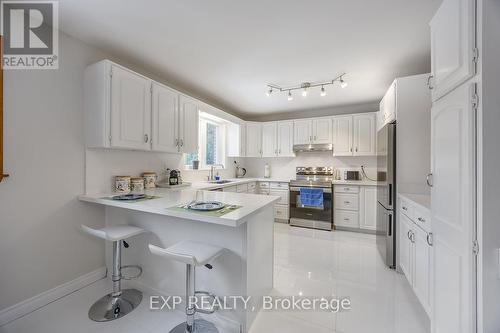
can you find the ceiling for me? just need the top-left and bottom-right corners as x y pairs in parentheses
(58, 0), (441, 118)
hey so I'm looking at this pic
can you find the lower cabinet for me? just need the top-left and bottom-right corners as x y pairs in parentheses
(256, 181), (290, 222)
(399, 197), (432, 316)
(334, 185), (377, 231)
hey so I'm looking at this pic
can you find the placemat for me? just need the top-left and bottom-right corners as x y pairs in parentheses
(168, 203), (242, 217)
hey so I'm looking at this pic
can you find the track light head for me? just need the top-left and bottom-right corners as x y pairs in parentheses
(320, 85), (326, 97)
(340, 78), (347, 89)
(287, 90), (293, 101)
(266, 88), (273, 97)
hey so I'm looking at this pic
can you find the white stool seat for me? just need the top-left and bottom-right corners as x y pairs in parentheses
(149, 240), (224, 266)
(81, 224), (146, 241)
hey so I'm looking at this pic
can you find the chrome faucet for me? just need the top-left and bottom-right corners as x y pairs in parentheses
(208, 164), (225, 181)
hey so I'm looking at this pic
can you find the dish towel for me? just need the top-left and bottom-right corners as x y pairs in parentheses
(299, 188), (324, 207)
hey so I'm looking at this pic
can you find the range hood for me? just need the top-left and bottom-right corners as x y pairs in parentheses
(293, 143), (333, 153)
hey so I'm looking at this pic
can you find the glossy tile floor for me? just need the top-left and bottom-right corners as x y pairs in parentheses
(0, 224), (429, 333)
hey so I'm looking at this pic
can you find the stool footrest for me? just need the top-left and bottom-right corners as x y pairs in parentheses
(194, 291), (218, 314)
(121, 265), (143, 280)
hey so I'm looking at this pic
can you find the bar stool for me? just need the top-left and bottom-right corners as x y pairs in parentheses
(149, 240), (225, 333)
(81, 224), (147, 322)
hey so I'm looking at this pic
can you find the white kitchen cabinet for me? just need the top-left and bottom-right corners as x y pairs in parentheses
(151, 83), (179, 153)
(334, 210), (359, 228)
(359, 186), (377, 230)
(332, 116), (353, 156)
(277, 121), (294, 157)
(109, 64), (152, 150)
(413, 225), (431, 314)
(312, 117), (332, 144)
(178, 95), (199, 154)
(380, 81), (396, 124)
(353, 114), (376, 156)
(429, 0), (476, 101)
(223, 186), (237, 193)
(245, 122), (262, 157)
(227, 122), (245, 157)
(293, 119), (312, 145)
(262, 122), (278, 157)
(399, 213), (413, 283)
(430, 83), (476, 332)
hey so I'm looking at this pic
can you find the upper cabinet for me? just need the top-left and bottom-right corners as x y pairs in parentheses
(109, 64), (152, 150)
(429, 0), (476, 101)
(254, 121), (295, 158)
(84, 60), (198, 153)
(276, 121), (294, 157)
(333, 113), (376, 156)
(293, 118), (332, 145)
(380, 80), (396, 126)
(245, 122), (262, 157)
(293, 119), (312, 145)
(262, 122), (277, 157)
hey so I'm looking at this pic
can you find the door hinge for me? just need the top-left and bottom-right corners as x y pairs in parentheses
(472, 92), (479, 110)
(472, 47), (479, 64)
(473, 240), (479, 255)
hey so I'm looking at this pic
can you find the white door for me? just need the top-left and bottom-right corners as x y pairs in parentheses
(312, 118), (332, 144)
(178, 95), (199, 153)
(413, 226), (431, 315)
(277, 121), (294, 157)
(353, 114), (376, 156)
(431, 83), (476, 333)
(359, 186), (377, 230)
(151, 83), (179, 153)
(429, 0), (476, 101)
(261, 122), (277, 157)
(399, 213), (413, 284)
(110, 65), (151, 150)
(293, 119), (312, 145)
(332, 116), (353, 156)
(246, 122), (262, 157)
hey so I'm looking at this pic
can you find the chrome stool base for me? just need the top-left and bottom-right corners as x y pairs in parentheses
(88, 289), (142, 322)
(169, 319), (219, 333)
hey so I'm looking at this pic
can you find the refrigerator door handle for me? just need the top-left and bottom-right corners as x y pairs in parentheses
(388, 183), (393, 207)
(387, 211), (393, 237)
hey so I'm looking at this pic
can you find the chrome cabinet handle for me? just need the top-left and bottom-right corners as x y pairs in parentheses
(426, 233), (433, 246)
(417, 217), (426, 223)
(407, 230), (412, 240)
(314, 135), (317, 141)
(426, 173), (433, 187)
(309, 136), (312, 142)
(279, 149), (281, 154)
(410, 231), (415, 243)
(355, 147), (358, 152)
(344, 218), (349, 221)
(180, 139), (184, 147)
(175, 138), (179, 147)
(402, 206), (408, 211)
(144, 134), (149, 143)
(344, 187), (350, 191)
(350, 147), (353, 152)
(344, 201), (350, 204)
(427, 75), (434, 90)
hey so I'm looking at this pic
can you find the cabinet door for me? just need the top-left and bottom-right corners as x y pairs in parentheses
(110, 65), (151, 150)
(151, 83), (179, 152)
(293, 119), (312, 145)
(353, 113), (376, 156)
(261, 122), (277, 157)
(431, 83), (476, 333)
(332, 116), (353, 156)
(413, 227), (431, 315)
(430, 0), (476, 101)
(399, 213), (413, 284)
(384, 82), (397, 123)
(178, 95), (199, 153)
(312, 118), (332, 144)
(245, 122), (262, 157)
(277, 121), (294, 157)
(359, 186), (377, 230)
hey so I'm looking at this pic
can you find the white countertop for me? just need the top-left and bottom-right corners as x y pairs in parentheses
(79, 188), (280, 227)
(398, 193), (431, 210)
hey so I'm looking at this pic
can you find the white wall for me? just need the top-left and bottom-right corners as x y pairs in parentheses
(240, 153), (377, 180)
(479, 0), (500, 331)
(0, 33), (108, 311)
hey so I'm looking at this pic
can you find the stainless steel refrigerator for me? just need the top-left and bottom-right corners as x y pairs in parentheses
(376, 122), (396, 269)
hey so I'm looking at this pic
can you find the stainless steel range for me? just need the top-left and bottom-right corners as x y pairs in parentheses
(289, 167), (333, 231)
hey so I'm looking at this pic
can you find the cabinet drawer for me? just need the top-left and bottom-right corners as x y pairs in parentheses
(334, 193), (359, 211)
(270, 182), (289, 189)
(258, 182), (270, 189)
(247, 182), (257, 190)
(335, 210), (359, 228)
(414, 206), (431, 232)
(270, 190), (289, 205)
(274, 204), (289, 220)
(335, 185), (360, 194)
(236, 184), (248, 193)
(400, 198), (415, 221)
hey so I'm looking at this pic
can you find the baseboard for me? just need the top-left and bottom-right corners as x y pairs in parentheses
(0, 267), (106, 327)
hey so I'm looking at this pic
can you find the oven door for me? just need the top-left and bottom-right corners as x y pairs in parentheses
(289, 186), (333, 230)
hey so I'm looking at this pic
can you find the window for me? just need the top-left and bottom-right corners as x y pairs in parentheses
(185, 113), (227, 170)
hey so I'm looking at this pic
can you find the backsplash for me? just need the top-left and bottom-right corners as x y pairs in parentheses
(240, 152), (377, 180)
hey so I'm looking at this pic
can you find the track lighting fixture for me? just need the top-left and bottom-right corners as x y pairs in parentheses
(266, 73), (346, 101)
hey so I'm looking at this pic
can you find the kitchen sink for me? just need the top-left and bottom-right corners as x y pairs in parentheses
(208, 180), (233, 184)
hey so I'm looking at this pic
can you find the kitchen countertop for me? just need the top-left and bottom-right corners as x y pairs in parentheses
(398, 192), (431, 210)
(79, 188), (280, 227)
